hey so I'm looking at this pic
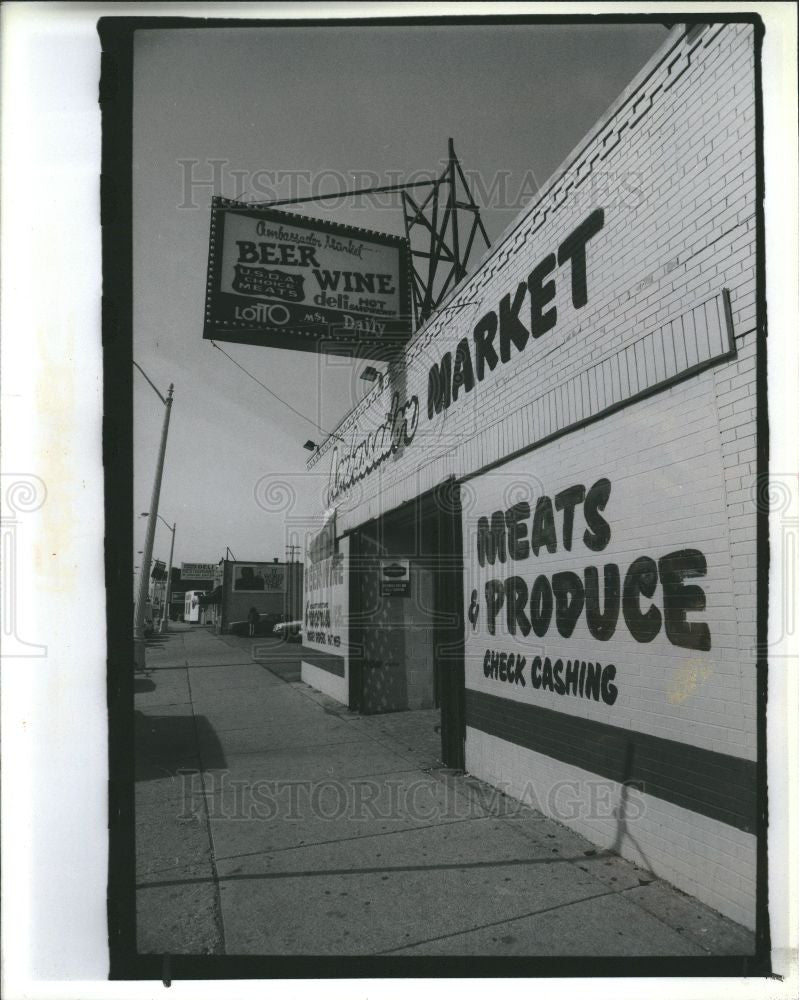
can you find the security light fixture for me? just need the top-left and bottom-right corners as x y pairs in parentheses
(361, 366), (381, 382)
(303, 440), (317, 452)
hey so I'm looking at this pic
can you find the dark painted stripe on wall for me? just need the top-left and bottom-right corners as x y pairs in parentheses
(465, 688), (757, 834)
(301, 648), (345, 677)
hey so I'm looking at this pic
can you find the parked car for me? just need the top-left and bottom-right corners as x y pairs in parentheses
(273, 620), (303, 643)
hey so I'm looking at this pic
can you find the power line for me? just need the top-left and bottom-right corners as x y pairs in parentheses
(209, 340), (342, 440)
(224, 177), (438, 210)
(133, 360), (168, 404)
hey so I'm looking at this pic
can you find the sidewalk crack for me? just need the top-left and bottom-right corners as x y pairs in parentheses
(185, 660), (227, 955)
(376, 887), (623, 955)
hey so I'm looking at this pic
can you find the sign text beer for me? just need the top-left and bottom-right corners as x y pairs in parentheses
(204, 200), (411, 357)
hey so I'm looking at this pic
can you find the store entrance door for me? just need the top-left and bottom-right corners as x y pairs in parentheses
(347, 480), (465, 768)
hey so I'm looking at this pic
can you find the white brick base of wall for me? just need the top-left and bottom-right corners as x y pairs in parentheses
(467, 728), (757, 929)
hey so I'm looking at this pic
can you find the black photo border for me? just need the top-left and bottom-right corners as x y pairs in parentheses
(100, 9), (771, 982)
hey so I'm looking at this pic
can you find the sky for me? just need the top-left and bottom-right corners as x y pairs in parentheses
(132, 18), (668, 573)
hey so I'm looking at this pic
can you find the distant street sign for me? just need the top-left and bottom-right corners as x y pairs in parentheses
(181, 562), (217, 579)
(203, 199), (411, 358)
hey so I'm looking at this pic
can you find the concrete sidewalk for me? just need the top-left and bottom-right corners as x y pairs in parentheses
(135, 626), (755, 957)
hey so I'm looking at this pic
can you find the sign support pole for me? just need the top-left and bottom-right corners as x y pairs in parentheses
(402, 139), (491, 326)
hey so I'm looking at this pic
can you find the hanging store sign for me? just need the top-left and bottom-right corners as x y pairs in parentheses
(204, 199), (412, 358)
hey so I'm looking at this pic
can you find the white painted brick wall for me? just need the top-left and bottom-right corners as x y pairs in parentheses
(468, 729), (757, 929)
(310, 24), (756, 524)
(309, 23), (760, 928)
(462, 374), (753, 759)
(301, 537), (350, 704)
(300, 659), (347, 704)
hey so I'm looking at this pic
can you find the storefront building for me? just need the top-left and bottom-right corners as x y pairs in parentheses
(204, 558), (304, 633)
(303, 23), (760, 928)
(170, 564), (216, 621)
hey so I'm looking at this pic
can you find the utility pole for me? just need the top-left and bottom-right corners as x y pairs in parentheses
(133, 378), (174, 671)
(160, 519), (176, 634)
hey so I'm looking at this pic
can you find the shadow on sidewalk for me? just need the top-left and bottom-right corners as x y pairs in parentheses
(144, 632), (185, 649)
(135, 710), (227, 782)
(218, 632), (304, 683)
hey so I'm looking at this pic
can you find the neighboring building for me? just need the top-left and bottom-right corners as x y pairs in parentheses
(204, 559), (303, 633)
(302, 23), (761, 930)
(167, 564), (216, 621)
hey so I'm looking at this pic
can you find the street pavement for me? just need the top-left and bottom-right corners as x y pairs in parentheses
(135, 625), (756, 957)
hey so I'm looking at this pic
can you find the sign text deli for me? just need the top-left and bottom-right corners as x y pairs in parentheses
(204, 199), (412, 358)
(325, 209), (605, 505)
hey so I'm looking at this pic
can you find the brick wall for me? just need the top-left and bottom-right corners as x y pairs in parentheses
(462, 374), (757, 927)
(309, 22), (756, 526)
(301, 536), (350, 703)
(221, 561), (292, 629)
(308, 22), (759, 926)
(468, 730), (757, 927)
